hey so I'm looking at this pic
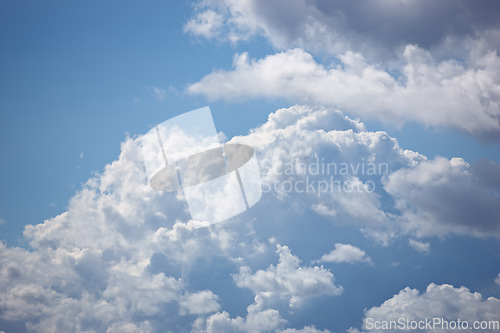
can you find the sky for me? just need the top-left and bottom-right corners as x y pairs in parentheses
(0, 1), (500, 332)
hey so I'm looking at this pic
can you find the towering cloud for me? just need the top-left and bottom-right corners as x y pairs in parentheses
(1, 105), (499, 331)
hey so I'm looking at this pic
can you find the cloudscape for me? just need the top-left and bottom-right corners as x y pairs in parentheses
(1, 1), (499, 332)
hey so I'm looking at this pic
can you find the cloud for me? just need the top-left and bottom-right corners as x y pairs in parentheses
(346, 328), (363, 333)
(408, 239), (430, 254)
(229, 105), (500, 242)
(0, 136), (236, 331)
(185, 1), (500, 140)
(147, 85), (167, 101)
(495, 273), (500, 286)
(316, 243), (372, 265)
(197, 306), (287, 333)
(1, 105), (499, 331)
(185, 0), (500, 60)
(0, 106), (358, 331)
(179, 290), (220, 315)
(384, 157), (500, 238)
(188, 47), (500, 139)
(194, 298), (333, 332)
(0, 239), (200, 332)
(362, 283), (500, 332)
(233, 244), (343, 308)
(229, 105), (424, 245)
(281, 327), (331, 333)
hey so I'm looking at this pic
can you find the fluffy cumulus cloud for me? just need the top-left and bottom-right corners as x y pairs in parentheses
(234, 244), (343, 308)
(280, 327), (331, 333)
(316, 243), (372, 265)
(1, 105), (499, 331)
(361, 283), (500, 332)
(188, 47), (500, 139)
(0, 138), (227, 331)
(384, 157), (500, 238)
(185, 1), (500, 139)
(233, 105), (500, 242)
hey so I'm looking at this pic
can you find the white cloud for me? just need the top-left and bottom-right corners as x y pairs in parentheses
(179, 290), (220, 315)
(230, 105), (425, 245)
(311, 203), (336, 218)
(408, 239), (430, 254)
(189, 47), (500, 138)
(0, 136), (236, 331)
(362, 283), (500, 332)
(384, 157), (500, 238)
(227, 105), (500, 242)
(317, 243), (372, 265)
(495, 273), (500, 286)
(1, 106), (362, 331)
(280, 326), (331, 333)
(1, 104), (499, 331)
(106, 321), (154, 333)
(234, 244), (343, 308)
(194, 295), (333, 332)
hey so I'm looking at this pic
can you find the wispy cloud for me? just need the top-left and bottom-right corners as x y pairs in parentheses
(408, 239), (430, 254)
(1, 105), (498, 331)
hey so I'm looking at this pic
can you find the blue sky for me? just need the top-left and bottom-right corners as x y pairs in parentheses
(1, 1), (500, 332)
